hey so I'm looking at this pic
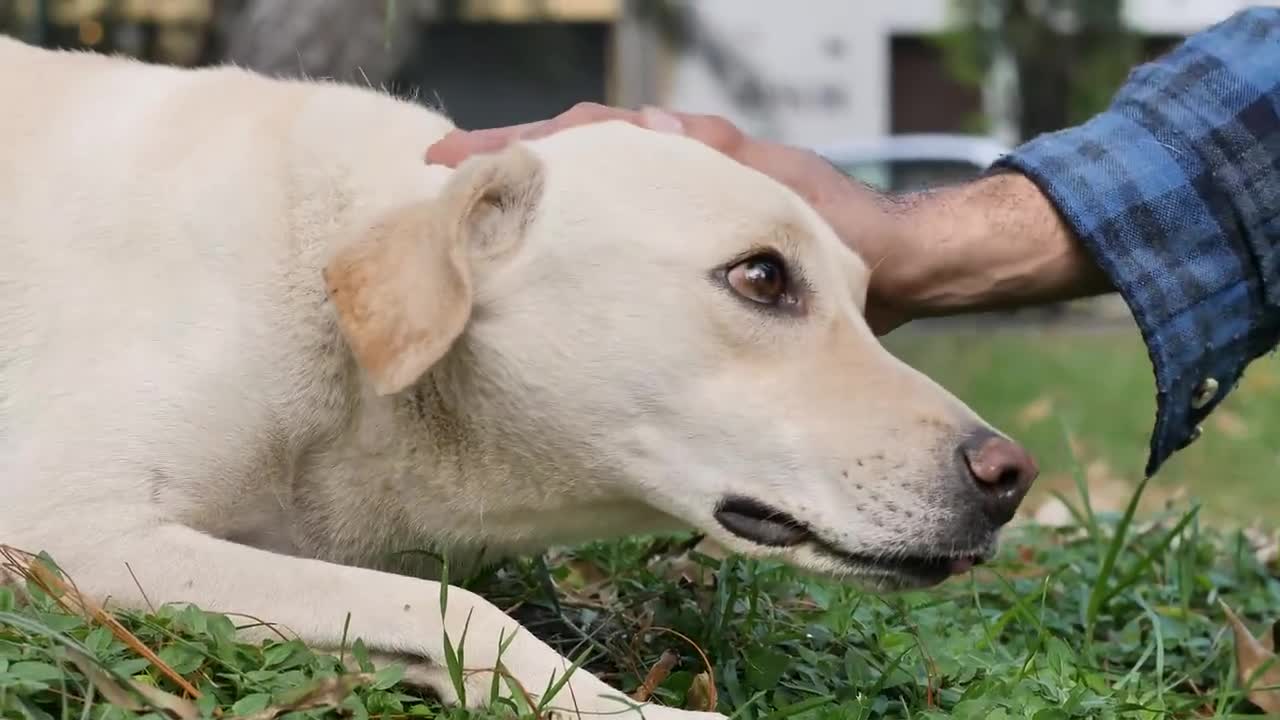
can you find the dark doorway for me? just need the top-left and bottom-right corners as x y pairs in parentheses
(890, 35), (983, 135)
(393, 22), (610, 129)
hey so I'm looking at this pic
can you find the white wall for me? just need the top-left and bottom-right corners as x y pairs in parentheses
(1123, 0), (1280, 34)
(660, 0), (1279, 146)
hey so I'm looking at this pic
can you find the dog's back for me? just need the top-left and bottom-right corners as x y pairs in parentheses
(0, 37), (456, 530)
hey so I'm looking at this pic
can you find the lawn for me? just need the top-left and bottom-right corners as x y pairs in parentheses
(883, 324), (1280, 525)
(4, 325), (1280, 719)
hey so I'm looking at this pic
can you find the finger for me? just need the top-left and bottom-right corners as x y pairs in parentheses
(640, 106), (684, 134)
(518, 102), (647, 141)
(426, 103), (694, 167)
(667, 111), (745, 154)
(426, 103), (645, 167)
(425, 122), (545, 167)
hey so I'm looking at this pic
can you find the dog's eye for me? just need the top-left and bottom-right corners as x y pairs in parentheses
(727, 254), (790, 305)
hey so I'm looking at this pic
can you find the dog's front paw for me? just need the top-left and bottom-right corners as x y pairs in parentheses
(362, 650), (729, 720)
(387, 659), (495, 710)
(394, 663), (727, 720)
(356, 652), (487, 710)
(640, 710), (728, 720)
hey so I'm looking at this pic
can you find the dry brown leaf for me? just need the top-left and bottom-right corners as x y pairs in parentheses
(1212, 409), (1250, 438)
(1016, 395), (1055, 428)
(1084, 460), (1129, 503)
(66, 650), (147, 713)
(0, 545), (202, 698)
(1027, 462), (1190, 539)
(552, 557), (617, 606)
(1029, 461), (1130, 527)
(1244, 369), (1279, 391)
(1031, 496), (1076, 528)
(686, 671), (717, 712)
(237, 673), (377, 720)
(650, 553), (714, 587)
(1246, 526), (1280, 569)
(561, 558), (608, 589)
(631, 649), (679, 702)
(1221, 600), (1280, 713)
(1160, 485), (1189, 510)
(639, 627), (718, 713)
(64, 647), (200, 720)
(647, 537), (727, 599)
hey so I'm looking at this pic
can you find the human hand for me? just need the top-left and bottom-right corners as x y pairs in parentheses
(426, 103), (916, 334)
(426, 103), (1111, 332)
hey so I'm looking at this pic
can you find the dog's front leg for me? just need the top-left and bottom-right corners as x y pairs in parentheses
(33, 522), (725, 720)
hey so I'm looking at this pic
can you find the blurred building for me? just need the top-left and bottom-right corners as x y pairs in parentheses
(2, 0), (214, 63)
(4, 0), (1278, 145)
(0, 0), (630, 128)
(387, 0), (1280, 144)
(654, 0), (1280, 146)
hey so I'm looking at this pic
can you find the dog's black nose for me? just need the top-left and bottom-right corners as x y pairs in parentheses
(960, 431), (1039, 525)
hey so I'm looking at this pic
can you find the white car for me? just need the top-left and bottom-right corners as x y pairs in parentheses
(812, 133), (1011, 192)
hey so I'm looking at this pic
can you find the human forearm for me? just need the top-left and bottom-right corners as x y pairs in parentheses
(841, 7), (1280, 479)
(913, 7), (1280, 477)
(875, 171), (1113, 320)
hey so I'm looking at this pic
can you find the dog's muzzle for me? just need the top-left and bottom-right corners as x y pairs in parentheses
(712, 494), (991, 586)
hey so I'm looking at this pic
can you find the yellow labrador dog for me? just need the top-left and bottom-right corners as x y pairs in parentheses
(0, 37), (1037, 719)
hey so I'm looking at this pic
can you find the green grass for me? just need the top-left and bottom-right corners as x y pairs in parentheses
(5, 493), (1280, 719)
(5, 326), (1280, 719)
(883, 326), (1280, 524)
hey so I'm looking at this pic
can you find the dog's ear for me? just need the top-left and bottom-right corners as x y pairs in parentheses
(323, 145), (545, 396)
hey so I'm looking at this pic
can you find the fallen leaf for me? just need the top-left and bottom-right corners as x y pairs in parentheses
(631, 649), (679, 702)
(1016, 395), (1055, 428)
(552, 557), (617, 605)
(0, 545), (202, 698)
(686, 671), (717, 712)
(1245, 526), (1280, 569)
(644, 626), (718, 713)
(1084, 460), (1130, 505)
(1028, 461), (1128, 526)
(1027, 461), (1188, 538)
(64, 647), (199, 720)
(1212, 409), (1250, 438)
(650, 554), (713, 588)
(560, 558), (609, 589)
(1032, 496), (1075, 528)
(237, 673), (377, 720)
(648, 537), (726, 590)
(1160, 485), (1189, 511)
(1244, 369), (1279, 391)
(1221, 600), (1280, 713)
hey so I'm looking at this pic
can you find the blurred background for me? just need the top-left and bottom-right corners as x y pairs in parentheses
(2, 0), (1278, 525)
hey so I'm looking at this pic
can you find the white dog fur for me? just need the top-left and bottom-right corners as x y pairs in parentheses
(0, 37), (1036, 719)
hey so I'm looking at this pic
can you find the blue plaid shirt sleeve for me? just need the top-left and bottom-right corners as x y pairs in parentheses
(991, 7), (1280, 478)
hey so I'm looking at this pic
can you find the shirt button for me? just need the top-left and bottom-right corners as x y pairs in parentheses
(1192, 377), (1219, 409)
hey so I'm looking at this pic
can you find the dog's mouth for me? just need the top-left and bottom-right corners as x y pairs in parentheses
(712, 495), (989, 586)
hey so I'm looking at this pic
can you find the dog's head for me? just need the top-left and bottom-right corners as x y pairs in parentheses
(323, 121), (1038, 591)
